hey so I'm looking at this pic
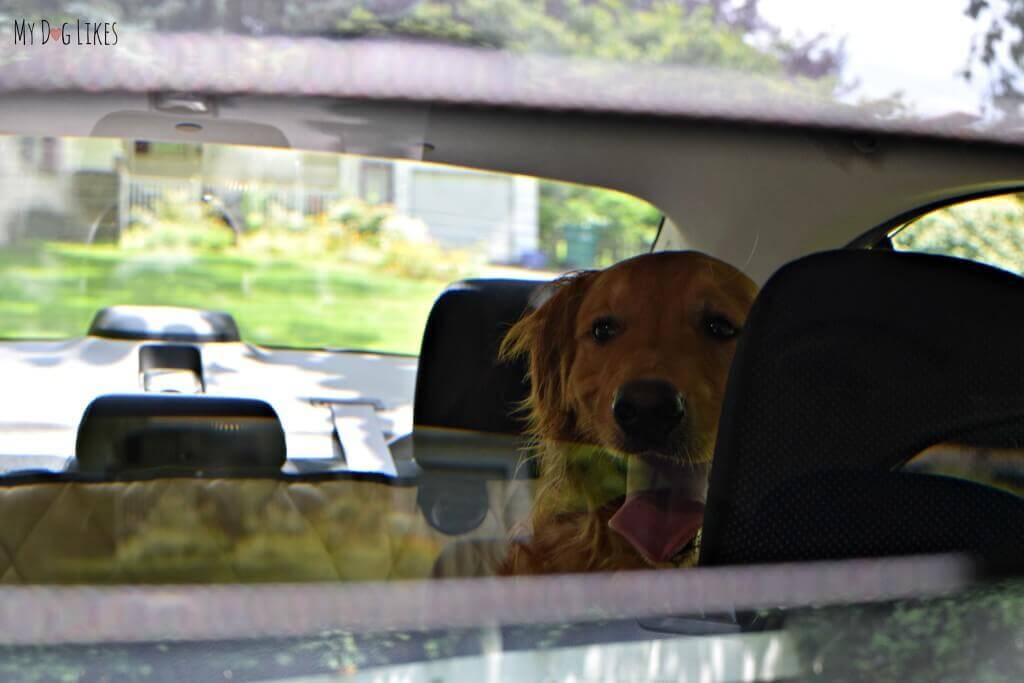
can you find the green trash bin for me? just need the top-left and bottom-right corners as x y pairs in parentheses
(563, 222), (604, 268)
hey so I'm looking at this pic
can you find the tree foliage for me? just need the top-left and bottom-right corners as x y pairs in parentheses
(539, 182), (663, 267)
(788, 579), (1024, 682)
(892, 194), (1024, 276)
(0, 0), (843, 80)
(963, 0), (1024, 117)
(339, 0), (790, 73)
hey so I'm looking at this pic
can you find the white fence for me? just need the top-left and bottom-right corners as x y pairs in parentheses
(122, 174), (345, 230)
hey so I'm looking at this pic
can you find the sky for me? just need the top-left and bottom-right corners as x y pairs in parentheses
(760, 0), (990, 116)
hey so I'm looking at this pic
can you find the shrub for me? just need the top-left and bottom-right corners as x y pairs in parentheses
(123, 193), (236, 252)
(325, 198), (396, 245)
(378, 236), (476, 280)
(120, 191), (476, 281)
(237, 197), (474, 280)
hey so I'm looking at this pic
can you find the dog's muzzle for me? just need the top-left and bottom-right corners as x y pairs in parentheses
(612, 379), (686, 453)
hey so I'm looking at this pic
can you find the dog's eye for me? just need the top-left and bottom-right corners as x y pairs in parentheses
(591, 317), (620, 344)
(704, 314), (739, 340)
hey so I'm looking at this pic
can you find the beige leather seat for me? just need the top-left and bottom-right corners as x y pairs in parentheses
(0, 476), (531, 584)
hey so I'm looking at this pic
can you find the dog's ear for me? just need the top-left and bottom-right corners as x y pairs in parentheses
(500, 270), (597, 440)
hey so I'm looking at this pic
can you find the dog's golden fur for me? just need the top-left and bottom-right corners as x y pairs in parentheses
(499, 251), (757, 574)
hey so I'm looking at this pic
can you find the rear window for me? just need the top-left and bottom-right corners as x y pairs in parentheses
(0, 135), (661, 354)
(890, 192), (1024, 277)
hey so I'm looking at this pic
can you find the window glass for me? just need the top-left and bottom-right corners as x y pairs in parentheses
(0, 135), (666, 586)
(905, 443), (1024, 498)
(359, 160), (395, 204)
(0, 135), (661, 354)
(890, 193), (1024, 276)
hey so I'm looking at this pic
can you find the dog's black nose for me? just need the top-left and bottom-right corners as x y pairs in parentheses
(612, 379), (685, 440)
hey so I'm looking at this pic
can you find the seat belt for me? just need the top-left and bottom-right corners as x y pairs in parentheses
(329, 402), (398, 477)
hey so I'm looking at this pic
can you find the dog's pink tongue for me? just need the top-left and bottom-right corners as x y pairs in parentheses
(608, 460), (709, 565)
(609, 492), (704, 565)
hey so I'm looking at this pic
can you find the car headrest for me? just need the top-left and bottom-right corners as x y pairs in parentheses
(76, 394), (286, 476)
(89, 305), (241, 343)
(413, 278), (543, 437)
(411, 278), (544, 535)
(700, 250), (1024, 568)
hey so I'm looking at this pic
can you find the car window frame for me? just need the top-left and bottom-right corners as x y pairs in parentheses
(848, 186), (1024, 250)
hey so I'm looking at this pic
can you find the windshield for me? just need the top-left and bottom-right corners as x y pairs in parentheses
(6, 4), (1024, 681)
(0, 135), (659, 353)
(0, 133), (658, 468)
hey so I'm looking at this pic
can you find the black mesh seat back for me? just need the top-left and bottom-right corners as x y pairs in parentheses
(700, 250), (1024, 567)
(748, 468), (1024, 566)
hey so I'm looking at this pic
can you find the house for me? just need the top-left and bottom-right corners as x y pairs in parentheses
(0, 137), (539, 264)
(0, 136), (121, 243)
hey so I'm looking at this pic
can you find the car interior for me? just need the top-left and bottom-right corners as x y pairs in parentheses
(7, 19), (1024, 676)
(702, 248), (1024, 570)
(3, 94), (1024, 585)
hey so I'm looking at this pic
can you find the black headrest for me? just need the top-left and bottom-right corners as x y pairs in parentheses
(413, 279), (542, 436)
(89, 305), (241, 343)
(701, 250), (1024, 568)
(76, 394), (286, 476)
(411, 278), (543, 535)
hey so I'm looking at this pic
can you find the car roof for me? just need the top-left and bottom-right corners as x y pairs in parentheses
(3, 11), (1024, 283)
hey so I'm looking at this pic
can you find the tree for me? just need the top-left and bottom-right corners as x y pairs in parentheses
(328, 0), (842, 80)
(963, 0), (1024, 119)
(539, 182), (663, 268)
(0, 0), (844, 81)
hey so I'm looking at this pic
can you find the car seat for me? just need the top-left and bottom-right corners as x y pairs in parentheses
(410, 278), (546, 575)
(75, 394), (286, 476)
(700, 250), (1024, 572)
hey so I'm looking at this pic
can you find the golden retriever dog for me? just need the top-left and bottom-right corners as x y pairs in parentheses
(499, 251), (757, 574)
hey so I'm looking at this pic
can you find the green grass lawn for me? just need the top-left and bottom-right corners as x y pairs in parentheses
(0, 243), (452, 354)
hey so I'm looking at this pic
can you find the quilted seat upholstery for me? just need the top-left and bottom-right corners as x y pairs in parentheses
(0, 477), (533, 584)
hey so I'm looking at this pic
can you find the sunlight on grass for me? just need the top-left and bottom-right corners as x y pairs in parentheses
(0, 243), (451, 354)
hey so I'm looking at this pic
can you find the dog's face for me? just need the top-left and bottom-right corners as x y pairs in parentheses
(505, 251), (758, 466)
(501, 251), (758, 568)
(569, 252), (757, 464)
